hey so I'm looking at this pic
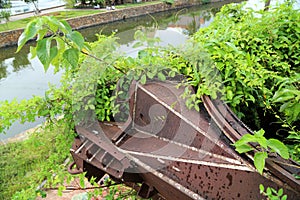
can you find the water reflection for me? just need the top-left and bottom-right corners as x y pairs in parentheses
(78, 2), (227, 42)
(0, 45), (32, 81)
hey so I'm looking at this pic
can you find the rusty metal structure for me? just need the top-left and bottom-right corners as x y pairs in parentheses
(69, 81), (300, 199)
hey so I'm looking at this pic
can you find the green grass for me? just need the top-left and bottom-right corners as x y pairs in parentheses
(0, 10), (102, 32)
(0, 121), (75, 200)
(0, 1), (162, 32)
(0, 120), (141, 199)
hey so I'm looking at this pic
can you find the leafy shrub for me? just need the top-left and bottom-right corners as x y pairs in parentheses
(193, 2), (299, 151)
(0, 123), (75, 200)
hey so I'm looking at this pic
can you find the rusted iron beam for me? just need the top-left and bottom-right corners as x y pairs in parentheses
(69, 81), (300, 199)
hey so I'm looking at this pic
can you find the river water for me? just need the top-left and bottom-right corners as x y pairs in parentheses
(1, 0), (296, 140)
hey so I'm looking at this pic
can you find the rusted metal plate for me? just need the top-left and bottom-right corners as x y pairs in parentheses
(69, 81), (300, 199)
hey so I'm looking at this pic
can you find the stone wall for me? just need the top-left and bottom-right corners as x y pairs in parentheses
(0, 0), (225, 48)
(0, 29), (24, 48)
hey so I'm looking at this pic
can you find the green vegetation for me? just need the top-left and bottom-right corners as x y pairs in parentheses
(0, 10), (102, 32)
(0, 121), (75, 199)
(193, 2), (300, 162)
(0, 0), (11, 23)
(0, 1), (299, 199)
(233, 129), (289, 174)
(0, 8), (10, 23)
(0, 1), (161, 32)
(259, 184), (287, 200)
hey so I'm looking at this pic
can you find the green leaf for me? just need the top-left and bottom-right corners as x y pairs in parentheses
(254, 129), (265, 137)
(266, 187), (272, 196)
(37, 28), (48, 41)
(59, 19), (72, 33)
(46, 37), (52, 56)
(233, 134), (256, 146)
(147, 71), (155, 79)
(49, 46), (58, 67)
(267, 139), (289, 159)
(45, 16), (59, 33)
(54, 37), (65, 51)
(17, 20), (38, 52)
(254, 151), (268, 175)
(67, 31), (84, 50)
(235, 144), (254, 154)
(225, 42), (239, 52)
(30, 46), (37, 59)
(273, 95), (295, 103)
(227, 89), (234, 100)
(259, 184), (264, 194)
(157, 72), (166, 81)
(140, 74), (146, 84)
(57, 185), (65, 196)
(169, 70), (176, 77)
(79, 175), (85, 188)
(36, 38), (51, 71)
(63, 48), (79, 69)
(17, 32), (27, 53)
(278, 188), (283, 196)
(255, 136), (268, 149)
(272, 89), (295, 103)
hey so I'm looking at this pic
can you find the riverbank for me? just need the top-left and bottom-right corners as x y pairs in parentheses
(0, 0), (229, 48)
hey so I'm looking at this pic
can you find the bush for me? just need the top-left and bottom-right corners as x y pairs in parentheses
(193, 2), (299, 159)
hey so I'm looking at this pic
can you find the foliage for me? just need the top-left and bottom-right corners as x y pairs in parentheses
(0, 81), (74, 134)
(63, 0), (77, 8)
(1, 1), (300, 198)
(0, 10), (102, 32)
(259, 184), (287, 200)
(1, 16), (143, 198)
(0, 0), (10, 8)
(233, 129), (289, 174)
(0, 121), (75, 200)
(17, 16), (91, 71)
(71, 33), (124, 123)
(193, 1), (300, 121)
(0, 8), (10, 22)
(0, 2), (161, 32)
(193, 1), (300, 159)
(87, 178), (140, 200)
(0, 0), (10, 23)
